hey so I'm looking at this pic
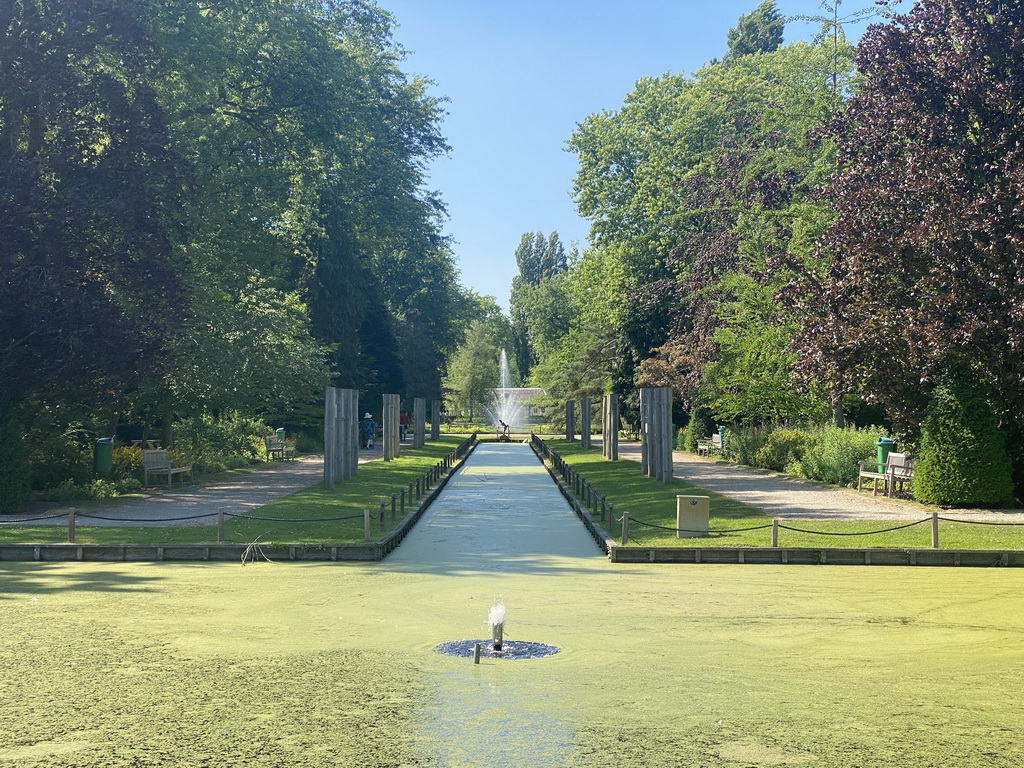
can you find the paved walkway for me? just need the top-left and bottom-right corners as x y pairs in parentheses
(606, 438), (1024, 521)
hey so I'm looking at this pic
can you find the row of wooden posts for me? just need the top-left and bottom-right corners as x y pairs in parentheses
(324, 387), (443, 489)
(563, 388), (672, 483)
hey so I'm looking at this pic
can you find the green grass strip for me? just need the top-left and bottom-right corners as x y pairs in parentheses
(0, 436), (468, 546)
(542, 438), (1024, 550)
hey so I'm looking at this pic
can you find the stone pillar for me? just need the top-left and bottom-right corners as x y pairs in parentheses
(580, 398), (592, 449)
(565, 401), (575, 441)
(413, 397), (426, 448)
(603, 393), (619, 461)
(383, 394), (401, 461)
(431, 399), (442, 440)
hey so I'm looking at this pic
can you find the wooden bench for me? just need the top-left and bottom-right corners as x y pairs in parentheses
(143, 449), (193, 488)
(264, 435), (296, 461)
(858, 452), (914, 497)
(696, 433), (723, 457)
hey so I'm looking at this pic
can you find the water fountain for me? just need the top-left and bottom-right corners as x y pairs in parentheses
(487, 349), (540, 439)
(435, 600), (559, 661)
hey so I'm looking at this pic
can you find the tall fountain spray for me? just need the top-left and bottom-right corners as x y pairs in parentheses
(488, 600), (506, 652)
(490, 349), (526, 436)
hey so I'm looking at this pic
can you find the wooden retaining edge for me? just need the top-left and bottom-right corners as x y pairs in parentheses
(609, 545), (1024, 568)
(529, 440), (616, 554)
(0, 440), (480, 565)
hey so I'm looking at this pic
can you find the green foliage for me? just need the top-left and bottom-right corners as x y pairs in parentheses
(755, 428), (814, 471)
(0, 410), (30, 513)
(685, 408), (717, 452)
(799, 425), (887, 486)
(725, 0), (785, 60)
(914, 368), (1015, 507)
(112, 447), (144, 482)
(172, 411), (270, 468)
(721, 425), (766, 466)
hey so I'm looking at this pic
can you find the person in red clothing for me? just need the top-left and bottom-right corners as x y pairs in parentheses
(399, 409), (410, 442)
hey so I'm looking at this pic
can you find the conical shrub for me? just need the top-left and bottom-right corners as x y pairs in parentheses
(914, 367), (1015, 507)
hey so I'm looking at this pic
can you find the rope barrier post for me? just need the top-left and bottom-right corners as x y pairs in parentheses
(379, 501), (386, 533)
(771, 518), (779, 548)
(391, 494), (397, 521)
(600, 496), (606, 522)
(621, 511), (630, 546)
(67, 508), (75, 544)
(400, 489), (406, 515)
(363, 508), (371, 541)
(932, 511), (939, 549)
(408, 482), (414, 505)
(217, 507), (225, 543)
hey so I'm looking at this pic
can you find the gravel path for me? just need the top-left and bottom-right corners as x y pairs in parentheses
(608, 440), (1024, 522)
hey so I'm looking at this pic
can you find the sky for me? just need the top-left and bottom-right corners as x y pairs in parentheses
(380, 0), (882, 310)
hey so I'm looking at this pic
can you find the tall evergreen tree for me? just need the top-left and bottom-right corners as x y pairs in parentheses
(725, 0), (785, 60)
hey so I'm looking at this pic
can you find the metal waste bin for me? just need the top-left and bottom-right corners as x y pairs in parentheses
(94, 437), (114, 475)
(876, 437), (896, 466)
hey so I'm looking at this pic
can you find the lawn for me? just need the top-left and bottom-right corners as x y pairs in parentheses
(0, 436), (468, 546)
(541, 438), (1024, 551)
(1, 558), (1021, 767)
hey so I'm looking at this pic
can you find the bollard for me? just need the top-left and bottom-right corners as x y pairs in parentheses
(621, 510), (630, 546)
(932, 511), (939, 549)
(68, 508), (75, 544)
(363, 508), (371, 541)
(408, 482), (414, 505)
(217, 507), (225, 543)
(474, 643), (482, 664)
(391, 494), (397, 521)
(600, 496), (606, 522)
(379, 501), (386, 532)
(771, 518), (779, 548)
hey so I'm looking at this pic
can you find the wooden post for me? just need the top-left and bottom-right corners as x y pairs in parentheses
(324, 386), (337, 488)
(217, 508), (225, 543)
(931, 511), (940, 549)
(431, 399), (442, 441)
(383, 394), (400, 461)
(363, 508), (371, 541)
(391, 494), (397, 521)
(67, 508), (75, 544)
(771, 518), (779, 548)
(565, 401), (575, 441)
(400, 489), (406, 515)
(580, 398), (592, 449)
(413, 397), (426, 449)
(621, 510), (630, 546)
(379, 501), (386, 533)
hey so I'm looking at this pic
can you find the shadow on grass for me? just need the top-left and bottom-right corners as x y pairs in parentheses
(0, 562), (167, 600)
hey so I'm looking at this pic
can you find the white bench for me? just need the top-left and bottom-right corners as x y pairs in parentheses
(143, 449), (193, 488)
(696, 433), (723, 457)
(858, 452), (914, 497)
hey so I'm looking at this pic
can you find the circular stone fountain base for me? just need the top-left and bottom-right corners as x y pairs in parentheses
(435, 639), (560, 660)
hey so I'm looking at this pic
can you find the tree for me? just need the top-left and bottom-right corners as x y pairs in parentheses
(786, 0), (1024, 476)
(509, 231), (569, 381)
(725, 0), (785, 60)
(444, 321), (499, 421)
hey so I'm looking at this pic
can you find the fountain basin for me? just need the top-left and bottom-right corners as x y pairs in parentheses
(435, 639), (560, 660)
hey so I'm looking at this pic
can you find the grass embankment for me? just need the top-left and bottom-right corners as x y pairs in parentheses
(544, 438), (1024, 550)
(0, 436), (467, 546)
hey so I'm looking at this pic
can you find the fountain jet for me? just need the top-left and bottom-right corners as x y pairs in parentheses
(488, 601), (506, 652)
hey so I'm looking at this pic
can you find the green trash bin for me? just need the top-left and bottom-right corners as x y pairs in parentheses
(276, 427), (286, 443)
(876, 437), (896, 466)
(94, 437), (114, 475)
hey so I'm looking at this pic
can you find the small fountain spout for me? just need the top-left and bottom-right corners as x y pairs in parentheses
(488, 601), (506, 652)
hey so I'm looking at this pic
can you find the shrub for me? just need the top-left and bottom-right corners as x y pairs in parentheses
(686, 407), (717, 452)
(112, 446), (144, 481)
(722, 425), (766, 466)
(675, 427), (688, 451)
(914, 368), (1015, 507)
(798, 425), (887, 486)
(755, 429), (814, 471)
(173, 411), (269, 463)
(0, 410), (30, 512)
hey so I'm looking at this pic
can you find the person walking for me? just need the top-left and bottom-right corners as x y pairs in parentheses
(361, 413), (376, 449)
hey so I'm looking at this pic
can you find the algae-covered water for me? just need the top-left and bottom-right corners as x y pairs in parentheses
(1, 444), (1021, 767)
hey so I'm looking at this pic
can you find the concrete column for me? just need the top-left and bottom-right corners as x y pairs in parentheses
(565, 401), (575, 441)
(580, 398), (592, 449)
(413, 397), (426, 449)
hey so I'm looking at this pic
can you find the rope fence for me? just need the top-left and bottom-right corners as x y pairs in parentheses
(532, 434), (1024, 550)
(0, 433), (479, 545)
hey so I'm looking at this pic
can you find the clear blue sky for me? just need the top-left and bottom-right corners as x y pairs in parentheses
(381, 0), (882, 310)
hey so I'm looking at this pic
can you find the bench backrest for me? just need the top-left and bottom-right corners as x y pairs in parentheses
(886, 452), (914, 478)
(143, 449), (171, 469)
(264, 435), (282, 448)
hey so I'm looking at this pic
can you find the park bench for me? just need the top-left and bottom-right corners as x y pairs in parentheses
(697, 433), (723, 457)
(143, 449), (194, 488)
(264, 435), (296, 461)
(857, 451), (915, 497)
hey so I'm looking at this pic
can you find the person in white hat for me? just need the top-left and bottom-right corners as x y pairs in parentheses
(360, 412), (376, 449)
